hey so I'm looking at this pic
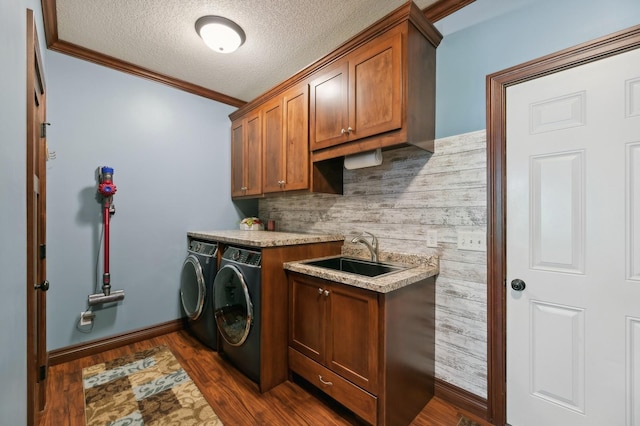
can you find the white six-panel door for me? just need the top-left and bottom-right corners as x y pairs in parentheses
(506, 48), (640, 425)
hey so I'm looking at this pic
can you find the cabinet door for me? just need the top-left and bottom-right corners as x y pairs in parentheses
(349, 29), (402, 142)
(289, 274), (326, 364)
(262, 97), (284, 193)
(231, 118), (246, 197)
(326, 283), (379, 393)
(244, 111), (262, 196)
(282, 84), (309, 191)
(231, 112), (262, 197)
(263, 84), (309, 194)
(309, 61), (349, 150)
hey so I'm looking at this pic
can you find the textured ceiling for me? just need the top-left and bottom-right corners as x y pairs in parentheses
(54, 0), (440, 103)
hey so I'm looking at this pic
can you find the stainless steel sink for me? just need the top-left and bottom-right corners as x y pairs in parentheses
(302, 256), (407, 278)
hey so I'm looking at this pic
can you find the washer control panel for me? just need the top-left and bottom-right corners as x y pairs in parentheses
(222, 246), (261, 266)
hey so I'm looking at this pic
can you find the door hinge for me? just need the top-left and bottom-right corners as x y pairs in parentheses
(40, 122), (50, 138)
(38, 364), (47, 382)
(39, 244), (46, 260)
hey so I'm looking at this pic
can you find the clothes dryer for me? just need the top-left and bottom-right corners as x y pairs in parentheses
(213, 246), (261, 383)
(180, 239), (218, 350)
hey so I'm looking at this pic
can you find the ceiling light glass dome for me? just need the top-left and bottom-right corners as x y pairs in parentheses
(196, 16), (246, 54)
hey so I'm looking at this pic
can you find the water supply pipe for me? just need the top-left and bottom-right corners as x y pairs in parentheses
(88, 166), (125, 306)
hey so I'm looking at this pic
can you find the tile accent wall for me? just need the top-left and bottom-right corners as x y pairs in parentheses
(260, 130), (488, 398)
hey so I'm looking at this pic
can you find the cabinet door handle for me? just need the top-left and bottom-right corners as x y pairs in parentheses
(318, 375), (333, 386)
(318, 288), (323, 295)
(347, 126), (353, 133)
(241, 186), (247, 191)
(323, 290), (330, 297)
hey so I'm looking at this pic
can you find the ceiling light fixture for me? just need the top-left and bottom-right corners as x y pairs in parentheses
(195, 16), (246, 54)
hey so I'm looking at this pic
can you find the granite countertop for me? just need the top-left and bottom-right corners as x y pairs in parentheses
(187, 230), (345, 248)
(284, 245), (439, 294)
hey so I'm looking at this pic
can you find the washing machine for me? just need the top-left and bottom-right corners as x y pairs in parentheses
(180, 239), (218, 350)
(213, 245), (262, 383)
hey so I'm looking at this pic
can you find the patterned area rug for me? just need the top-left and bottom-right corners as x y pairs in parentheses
(82, 345), (222, 426)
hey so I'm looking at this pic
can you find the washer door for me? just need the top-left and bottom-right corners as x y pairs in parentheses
(180, 255), (205, 320)
(213, 264), (253, 346)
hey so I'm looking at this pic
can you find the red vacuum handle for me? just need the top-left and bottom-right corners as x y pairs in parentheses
(103, 204), (110, 279)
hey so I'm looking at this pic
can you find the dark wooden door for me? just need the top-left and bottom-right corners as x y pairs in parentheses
(26, 9), (48, 425)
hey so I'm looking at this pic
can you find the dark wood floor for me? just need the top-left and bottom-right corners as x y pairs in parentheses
(39, 330), (492, 425)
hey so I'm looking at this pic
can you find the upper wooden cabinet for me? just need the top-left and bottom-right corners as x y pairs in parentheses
(310, 14), (440, 162)
(310, 28), (402, 151)
(262, 84), (309, 193)
(231, 111), (262, 197)
(228, 1), (442, 197)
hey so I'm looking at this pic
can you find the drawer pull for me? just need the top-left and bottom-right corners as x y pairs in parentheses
(318, 375), (333, 386)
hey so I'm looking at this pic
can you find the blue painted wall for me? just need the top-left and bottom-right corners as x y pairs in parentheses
(435, 0), (640, 138)
(0, 2), (28, 422)
(1, 0), (638, 421)
(45, 51), (256, 350)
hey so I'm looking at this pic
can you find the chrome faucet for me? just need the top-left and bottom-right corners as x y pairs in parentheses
(351, 231), (379, 262)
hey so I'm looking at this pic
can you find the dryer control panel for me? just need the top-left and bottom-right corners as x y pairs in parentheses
(188, 240), (217, 257)
(222, 246), (262, 266)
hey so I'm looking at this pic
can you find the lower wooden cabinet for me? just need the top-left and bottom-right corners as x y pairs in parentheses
(288, 271), (436, 426)
(289, 274), (379, 392)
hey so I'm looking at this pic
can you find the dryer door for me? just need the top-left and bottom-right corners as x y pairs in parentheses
(180, 255), (205, 320)
(213, 264), (253, 346)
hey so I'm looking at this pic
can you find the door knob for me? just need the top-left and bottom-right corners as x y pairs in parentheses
(34, 280), (50, 292)
(511, 279), (526, 292)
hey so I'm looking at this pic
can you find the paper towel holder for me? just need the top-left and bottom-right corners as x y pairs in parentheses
(344, 148), (383, 170)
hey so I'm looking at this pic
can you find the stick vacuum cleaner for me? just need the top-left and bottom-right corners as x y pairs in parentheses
(88, 166), (125, 306)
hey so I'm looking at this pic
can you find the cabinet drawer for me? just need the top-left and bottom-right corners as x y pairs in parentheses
(289, 347), (377, 425)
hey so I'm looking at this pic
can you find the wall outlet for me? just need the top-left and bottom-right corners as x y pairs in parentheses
(457, 231), (486, 251)
(80, 311), (94, 326)
(426, 230), (438, 248)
